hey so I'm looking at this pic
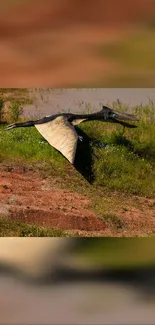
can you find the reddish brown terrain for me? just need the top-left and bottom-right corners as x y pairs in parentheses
(0, 165), (155, 236)
(0, 0), (154, 86)
(0, 166), (106, 236)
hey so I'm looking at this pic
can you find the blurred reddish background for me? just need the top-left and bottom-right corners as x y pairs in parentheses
(0, 0), (155, 86)
(1, 0), (154, 32)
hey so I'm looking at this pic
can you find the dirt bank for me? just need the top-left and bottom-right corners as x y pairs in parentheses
(0, 165), (155, 236)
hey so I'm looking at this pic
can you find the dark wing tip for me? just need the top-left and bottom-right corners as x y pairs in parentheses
(4, 123), (16, 131)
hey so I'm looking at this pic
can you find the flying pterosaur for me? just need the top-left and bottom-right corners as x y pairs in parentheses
(5, 106), (138, 165)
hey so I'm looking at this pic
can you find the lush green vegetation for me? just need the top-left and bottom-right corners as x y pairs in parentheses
(0, 96), (155, 236)
(0, 124), (66, 175)
(80, 103), (155, 196)
(1, 101), (155, 197)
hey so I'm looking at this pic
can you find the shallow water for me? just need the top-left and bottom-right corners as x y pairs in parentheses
(24, 88), (155, 118)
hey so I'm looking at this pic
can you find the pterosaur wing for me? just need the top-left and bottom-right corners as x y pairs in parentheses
(35, 116), (79, 164)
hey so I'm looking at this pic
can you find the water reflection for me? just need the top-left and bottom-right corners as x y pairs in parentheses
(23, 88), (155, 117)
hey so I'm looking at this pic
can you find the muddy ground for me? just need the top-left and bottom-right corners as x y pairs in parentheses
(0, 165), (155, 236)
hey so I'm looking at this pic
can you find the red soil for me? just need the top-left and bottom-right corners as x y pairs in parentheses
(0, 166), (106, 234)
(0, 165), (155, 236)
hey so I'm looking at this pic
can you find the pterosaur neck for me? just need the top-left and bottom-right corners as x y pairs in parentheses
(71, 111), (102, 122)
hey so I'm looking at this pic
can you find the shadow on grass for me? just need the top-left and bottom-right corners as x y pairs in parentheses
(74, 127), (94, 183)
(74, 127), (109, 183)
(74, 128), (155, 184)
(112, 133), (155, 163)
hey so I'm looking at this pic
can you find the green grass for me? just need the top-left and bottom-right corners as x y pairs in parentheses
(0, 217), (69, 237)
(0, 100), (155, 236)
(0, 125), (66, 175)
(79, 104), (155, 196)
(1, 102), (155, 197)
(103, 214), (127, 230)
(6, 102), (24, 123)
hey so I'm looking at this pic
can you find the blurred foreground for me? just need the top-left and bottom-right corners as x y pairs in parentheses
(1, 238), (155, 324)
(0, 0), (155, 86)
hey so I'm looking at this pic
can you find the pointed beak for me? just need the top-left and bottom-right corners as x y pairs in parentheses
(102, 106), (139, 128)
(110, 109), (139, 122)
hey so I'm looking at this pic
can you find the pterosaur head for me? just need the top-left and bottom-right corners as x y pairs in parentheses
(101, 105), (139, 128)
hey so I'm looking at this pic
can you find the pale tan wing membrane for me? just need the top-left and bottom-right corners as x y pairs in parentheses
(35, 116), (79, 164)
(72, 118), (87, 126)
